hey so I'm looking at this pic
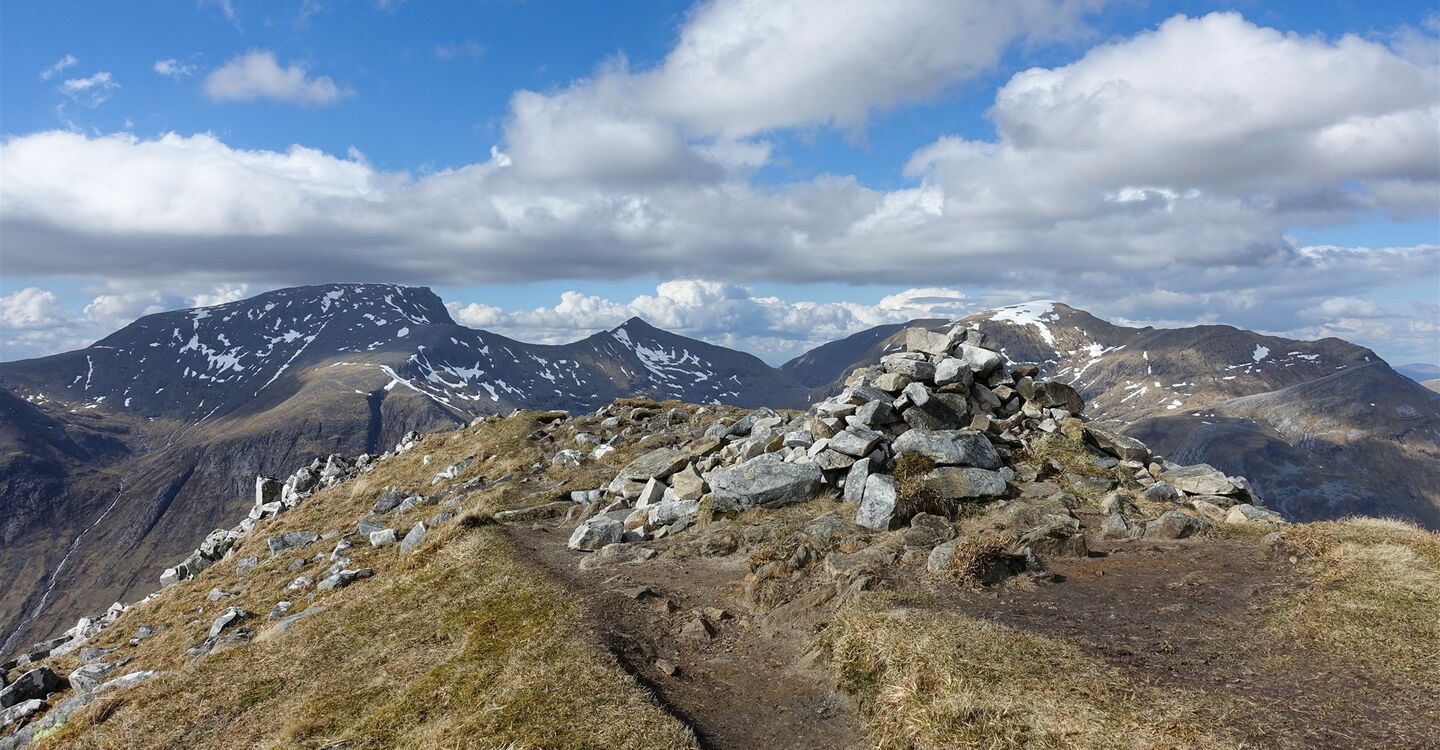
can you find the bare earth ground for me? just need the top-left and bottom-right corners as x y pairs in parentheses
(511, 515), (1440, 750)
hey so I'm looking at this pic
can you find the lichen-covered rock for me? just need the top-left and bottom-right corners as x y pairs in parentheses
(267, 531), (320, 557)
(399, 522), (428, 553)
(1084, 425), (1150, 462)
(1226, 504), (1286, 526)
(1162, 464), (1239, 496)
(921, 467), (1007, 499)
(0, 668), (60, 709)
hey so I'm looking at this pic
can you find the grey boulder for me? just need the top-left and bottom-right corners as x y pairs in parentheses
(921, 467), (1007, 499)
(855, 474), (898, 531)
(568, 513), (627, 551)
(399, 522), (429, 553)
(267, 531), (320, 557)
(827, 426), (883, 458)
(892, 429), (1001, 469)
(708, 458), (823, 511)
(0, 668), (60, 709)
(1162, 464), (1238, 496)
(317, 568), (374, 590)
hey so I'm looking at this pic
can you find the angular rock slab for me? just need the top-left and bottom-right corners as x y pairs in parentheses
(922, 467), (1007, 499)
(708, 458), (823, 511)
(1162, 464), (1238, 496)
(893, 429), (1001, 469)
(855, 474), (898, 531)
(568, 513), (627, 551)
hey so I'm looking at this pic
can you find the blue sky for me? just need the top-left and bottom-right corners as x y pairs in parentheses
(1, 0), (1437, 365)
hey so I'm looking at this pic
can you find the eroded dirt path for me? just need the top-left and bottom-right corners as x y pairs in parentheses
(508, 523), (863, 750)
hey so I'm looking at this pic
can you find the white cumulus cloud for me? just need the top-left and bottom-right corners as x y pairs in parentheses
(451, 281), (989, 363)
(204, 50), (350, 105)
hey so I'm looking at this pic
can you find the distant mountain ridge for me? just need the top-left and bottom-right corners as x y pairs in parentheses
(1, 284), (806, 422)
(1396, 362), (1440, 383)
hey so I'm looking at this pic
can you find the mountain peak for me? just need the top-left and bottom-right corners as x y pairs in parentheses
(614, 316), (660, 333)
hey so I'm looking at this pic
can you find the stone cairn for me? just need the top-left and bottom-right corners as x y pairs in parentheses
(569, 323), (1282, 561)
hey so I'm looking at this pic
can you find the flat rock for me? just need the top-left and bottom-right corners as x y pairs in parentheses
(648, 499), (701, 527)
(578, 543), (657, 570)
(267, 531), (320, 557)
(1143, 511), (1212, 540)
(842, 457), (873, 504)
(399, 522), (428, 554)
(1227, 504), (1286, 525)
(0, 698), (46, 731)
(901, 327), (952, 356)
(828, 426), (883, 457)
(568, 513), (627, 551)
(0, 668), (60, 709)
(956, 344), (1003, 376)
(1163, 464), (1238, 496)
(881, 354), (936, 381)
(933, 358), (973, 387)
(1031, 381), (1084, 413)
(892, 429), (1001, 469)
(67, 663), (116, 694)
(616, 448), (690, 484)
(1084, 424), (1150, 462)
(872, 372), (913, 392)
(708, 457), (822, 511)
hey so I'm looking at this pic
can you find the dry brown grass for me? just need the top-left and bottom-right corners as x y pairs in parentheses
(892, 453), (943, 520)
(927, 531), (1022, 589)
(825, 595), (1249, 750)
(31, 411), (698, 750)
(1266, 517), (1440, 688)
(1021, 432), (1124, 505)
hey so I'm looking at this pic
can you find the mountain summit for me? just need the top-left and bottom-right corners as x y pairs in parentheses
(0, 288), (1435, 667)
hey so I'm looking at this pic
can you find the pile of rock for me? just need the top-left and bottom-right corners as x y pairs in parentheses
(155, 430), (425, 592)
(567, 323), (1285, 568)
